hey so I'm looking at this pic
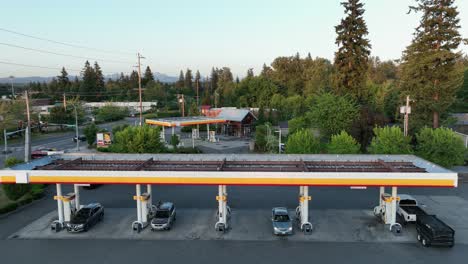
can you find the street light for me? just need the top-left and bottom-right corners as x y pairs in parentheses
(274, 129), (282, 154)
(69, 104), (80, 151)
(9, 76), (14, 98)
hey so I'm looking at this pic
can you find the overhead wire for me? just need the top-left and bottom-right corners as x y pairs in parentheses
(0, 27), (135, 56)
(0, 42), (133, 64)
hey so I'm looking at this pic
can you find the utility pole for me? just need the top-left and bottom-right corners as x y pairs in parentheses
(401, 95), (412, 137)
(9, 76), (14, 98)
(137, 52), (145, 127)
(63, 93), (67, 109)
(178, 94), (185, 117)
(196, 79), (199, 108)
(24, 90), (31, 162)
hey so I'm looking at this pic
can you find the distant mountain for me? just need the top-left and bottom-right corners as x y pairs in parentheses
(0, 72), (177, 84)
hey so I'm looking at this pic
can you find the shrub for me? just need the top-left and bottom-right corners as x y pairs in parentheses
(0, 202), (18, 215)
(83, 123), (99, 146)
(415, 127), (465, 168)
(109, 125), (165, 153)
(95, 105), (129, 122)
(4, 157), (23, 168)
(2, 184), (31, 201)
(170, 134), (180, 149)
(254, 123), (277, 153)
(327, 131), (361, 154)
(368, 126), (413, 154)
(288, 116), (309, 135)
(285, 129), (321, 154)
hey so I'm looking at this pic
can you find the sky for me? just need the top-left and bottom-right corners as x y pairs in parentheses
(1, 0), (467, 78)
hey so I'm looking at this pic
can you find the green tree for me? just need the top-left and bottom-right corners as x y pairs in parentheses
(288, 116), (309, 135)
(254, 123), (270, 152)
(333, 0), (371, 101)
(184, 69), (193, 91)
(94, 62), (105, 101)
(188, 102), (200, 116)
(142, 66), (154, 86)
(285, 129), (321, 154)
(79, 61), (95, 98)
(57, 67), (70, 93)
(400, 0), (464, 129)
(415, 127), (465, 168)
(83, 123), (99, 146)
(175, 70), (185, 92)
(307, 93), (359, 138)
(327, 131), (361, 154)
(368, 126), (413, 154)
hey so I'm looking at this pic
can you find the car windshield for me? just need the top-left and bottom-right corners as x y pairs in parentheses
(155, 210), (170, 218)
(74, 208), (91, 220)
(274, 214), (290, 222)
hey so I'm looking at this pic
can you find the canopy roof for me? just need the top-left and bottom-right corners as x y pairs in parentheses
(146, 116), (225, 127)
(0, 154), (458, 187)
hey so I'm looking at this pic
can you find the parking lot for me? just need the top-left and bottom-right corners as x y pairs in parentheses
(9, 194), (468, 245)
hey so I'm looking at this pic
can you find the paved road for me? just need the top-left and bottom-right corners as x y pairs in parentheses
(0, 118), (137, 168)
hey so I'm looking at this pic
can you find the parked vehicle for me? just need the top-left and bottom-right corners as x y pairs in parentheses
(66, 203), (104, 233)
(416, 214), (455, 247)
(150, 202), (176, 231)
(397, 194), (427, 223)
(73, 135), (87, 142)
(31, 148), (64, 159)
(271, 207), (293, 235)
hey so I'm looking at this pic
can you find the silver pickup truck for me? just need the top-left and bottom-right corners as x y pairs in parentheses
(397, 194), (427, 223)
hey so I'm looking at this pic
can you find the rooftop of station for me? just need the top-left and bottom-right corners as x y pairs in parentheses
(145, 116), (225, 127)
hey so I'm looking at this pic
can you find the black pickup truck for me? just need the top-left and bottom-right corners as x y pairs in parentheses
(416, 214), (455, 247)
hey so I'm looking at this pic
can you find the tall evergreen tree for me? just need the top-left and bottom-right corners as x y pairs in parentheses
(400, 0), (464, 129)
(94, 62), (105, 101)
(333, 0), (371, 101)
(175, 70), (184, 91)
(184, 69), (193, 90)
(143, 66), (154, 86)
(80, 60), (95, 96)
(57, 67), (70, 93)
(246, 68), (254, 78)
(210, 67), (219, 92)
(194, 70), (201, 93)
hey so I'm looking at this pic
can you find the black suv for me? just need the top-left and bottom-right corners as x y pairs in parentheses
(150, 202), (176, 231)
(66, 203), (104, 233)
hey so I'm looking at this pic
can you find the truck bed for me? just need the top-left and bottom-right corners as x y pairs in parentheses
(400, 205), (427, 216)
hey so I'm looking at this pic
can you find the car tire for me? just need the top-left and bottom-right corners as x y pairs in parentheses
(417, 234), (421, 241)
(84, 224), (89, 232)
(422, 238), (429, 247)
(99, 213), (104, 221)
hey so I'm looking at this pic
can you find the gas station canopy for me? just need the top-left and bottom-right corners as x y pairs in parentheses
(0, 154), (458, 187)
(146, 117), (225, 127)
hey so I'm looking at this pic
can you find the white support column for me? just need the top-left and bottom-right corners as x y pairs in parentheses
(298, 186), (313, 234)
(390, 187), (397, 225)
(147, 184), (152, 207)
(161, 126), (165, 142)
(389, 186), (402, 233)
(171, 126), (175, 136)
(56, 184), (64, 224)
(215, 185), (228, 232)
(379, 187), (385, 207)
(207, 124), (210, 141)
(136, 184), (142, 223)
(74, 184), (80, 211)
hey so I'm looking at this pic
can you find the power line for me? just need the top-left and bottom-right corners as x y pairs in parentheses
(0, 42), (133, 64)
(0, 60), (81, 72)
(0, 27), (135, 56)
(0, 60), (126, 75)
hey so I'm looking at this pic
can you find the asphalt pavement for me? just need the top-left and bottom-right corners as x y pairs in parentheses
(0, 118), (137, 168)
